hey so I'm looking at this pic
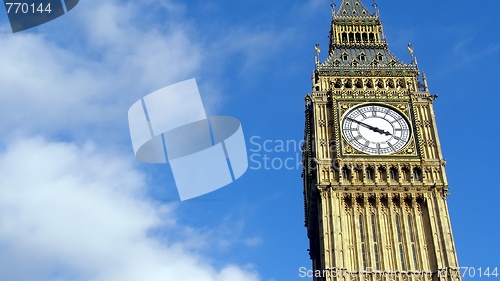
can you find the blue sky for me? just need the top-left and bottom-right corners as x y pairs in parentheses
(0, 0), (498, 280)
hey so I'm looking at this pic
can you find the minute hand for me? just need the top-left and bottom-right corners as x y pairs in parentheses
(347, 118), (392, 136)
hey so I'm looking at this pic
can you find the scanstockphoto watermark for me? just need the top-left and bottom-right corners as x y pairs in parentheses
(298, 266), (500, 279)
(438, 267), (499, 278)
(248, 136), (311, 171)
(4, 0), (80, 33)
(128, 79), (248, 201)
(247, 136), (362, 171)
(298, 267), (433, 279)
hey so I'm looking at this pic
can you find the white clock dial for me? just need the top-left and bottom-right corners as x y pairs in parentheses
(342, 105), (411, 155)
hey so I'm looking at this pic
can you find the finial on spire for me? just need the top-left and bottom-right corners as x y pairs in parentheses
(314, 42), (321, 65)
(408, 43), (419, 68)
(373, 0), (379, 17)
(408, 43), (414, 57)
(422, 72), (429, 92)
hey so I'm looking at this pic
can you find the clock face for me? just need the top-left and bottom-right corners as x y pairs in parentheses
(342, 105), (411, 155)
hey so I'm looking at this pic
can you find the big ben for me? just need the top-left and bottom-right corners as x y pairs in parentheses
(302, 0), (461, 280)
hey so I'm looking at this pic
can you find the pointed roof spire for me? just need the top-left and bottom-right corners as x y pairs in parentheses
(319, 0), (418, 73)
(373, 0), (380, 17)
(336, 0), (374, 17)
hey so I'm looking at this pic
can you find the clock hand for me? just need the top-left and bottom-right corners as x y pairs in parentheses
(347, 117), (372, 130)
(371, 126), (392, 136)
(347, 118), (392, 136)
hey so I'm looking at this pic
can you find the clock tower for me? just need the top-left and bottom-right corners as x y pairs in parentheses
(302, 1), (461, 280)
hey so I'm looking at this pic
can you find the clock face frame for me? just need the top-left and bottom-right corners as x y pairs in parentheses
(342, 104), (411, 155)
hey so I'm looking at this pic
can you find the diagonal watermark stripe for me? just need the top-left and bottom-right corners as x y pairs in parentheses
(128, 79), (248, 201)
(4, 0), (79, 33)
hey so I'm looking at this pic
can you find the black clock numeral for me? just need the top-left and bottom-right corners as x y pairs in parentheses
(383, 108), (390, 118)
(388, 143), (396, 152)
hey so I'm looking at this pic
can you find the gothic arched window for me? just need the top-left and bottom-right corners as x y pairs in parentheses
(342, 167), (351, 180)
(389, 167), (398, 181)
(413, 167), (422, 181)
(366, 167), (374, 181)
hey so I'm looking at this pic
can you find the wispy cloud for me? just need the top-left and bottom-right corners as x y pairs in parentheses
(451, 39), (500, 65)
(0, 0), (264, 280)
(0, 137), (260, 281)
(0, 0), (202, 142)
(174, 216), (262, 253)
(208, 25), (292, 74)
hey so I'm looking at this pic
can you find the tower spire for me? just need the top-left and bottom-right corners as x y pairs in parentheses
(322, 0), (417, 74)
(336, 0), (374, 17)
(314, 42), (321, 66)
(373, 0), (379, 17)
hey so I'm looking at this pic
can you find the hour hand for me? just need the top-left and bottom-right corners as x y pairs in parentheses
(372, 127), (392, 136)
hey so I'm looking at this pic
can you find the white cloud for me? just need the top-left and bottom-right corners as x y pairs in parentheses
(451, 39), (500, 65)
(0, 0), (295, 141)
(302, 0), (329, 13)
(207, 25), (292, 75)
(0, 137), (259, 281)
(0, 0), (264, 280)
(0, 0), (202, 141)
(174, 217), (262, 253)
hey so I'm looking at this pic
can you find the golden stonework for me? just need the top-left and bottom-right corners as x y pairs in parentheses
(303, 1), (460, 280)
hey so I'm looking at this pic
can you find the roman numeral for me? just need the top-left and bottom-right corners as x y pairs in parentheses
(388, 143), (396, 152)
(383, 108), (390, 118)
